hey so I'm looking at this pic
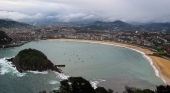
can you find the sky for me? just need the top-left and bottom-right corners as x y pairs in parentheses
(0, 0), (170, 23)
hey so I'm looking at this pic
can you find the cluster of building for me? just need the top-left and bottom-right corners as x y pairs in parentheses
(2, 25), (170, 53)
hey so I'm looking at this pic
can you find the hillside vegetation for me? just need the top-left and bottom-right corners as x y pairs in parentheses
(7, 48), (62, 73)
(0, 19), (30, 28)
(0, 31), (12, 45)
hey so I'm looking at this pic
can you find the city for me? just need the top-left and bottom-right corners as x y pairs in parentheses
(1, 24), (170, 56)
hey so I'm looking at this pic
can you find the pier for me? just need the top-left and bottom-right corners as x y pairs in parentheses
(56, 65), (65, 67)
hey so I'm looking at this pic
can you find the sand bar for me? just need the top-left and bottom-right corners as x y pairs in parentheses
(47, 38), (170, 84)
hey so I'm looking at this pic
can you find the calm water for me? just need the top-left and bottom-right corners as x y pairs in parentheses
(0, 40), (164, 93)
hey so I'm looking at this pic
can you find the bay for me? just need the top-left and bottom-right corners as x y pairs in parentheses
(0, 40), (164, 93)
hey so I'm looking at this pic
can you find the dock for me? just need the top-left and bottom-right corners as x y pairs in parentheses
(56, 65), (65, 67)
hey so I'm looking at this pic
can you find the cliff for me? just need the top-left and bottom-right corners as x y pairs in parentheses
(7, 48), (62, 73)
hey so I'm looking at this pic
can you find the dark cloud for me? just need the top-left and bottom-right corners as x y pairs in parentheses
(0, 0), (170, 23)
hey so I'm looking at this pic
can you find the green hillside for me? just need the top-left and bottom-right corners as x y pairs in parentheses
(0, 31), (12, 45)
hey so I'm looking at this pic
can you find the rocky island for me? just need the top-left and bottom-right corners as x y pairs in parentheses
(7, 48), (62, 73)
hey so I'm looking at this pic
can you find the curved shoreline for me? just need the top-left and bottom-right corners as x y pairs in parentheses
(47, 38), (170, 85)
(99, 42), (165, 83)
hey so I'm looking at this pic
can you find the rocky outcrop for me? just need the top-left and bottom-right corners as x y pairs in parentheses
(6, 48), (62, 73)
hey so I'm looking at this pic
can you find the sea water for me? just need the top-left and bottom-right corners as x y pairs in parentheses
(0, 40), (164, 93)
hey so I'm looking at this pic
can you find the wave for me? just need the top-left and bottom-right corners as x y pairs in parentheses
(90, 79), (106, 89)
(54, 72), (70, 80)
(27, 71), (48, 74)
(0, 57), (104, 89)
(0, 57), (26, 77)
(49, 80), (60, 85)
(142, 54), (166, 83)
(113, 44), (166, 83)
(53, 71), (106, 89)
(0, 58), (49, 77)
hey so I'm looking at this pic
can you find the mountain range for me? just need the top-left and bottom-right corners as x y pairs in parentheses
(1, 19), (170, 32)
(77, 20), (170, 32)
(0, 19), (31, 28)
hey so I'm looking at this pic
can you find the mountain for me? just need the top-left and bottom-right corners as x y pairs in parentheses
(27, 18), (93, 26)
(136, 22), (170, 32)
(91, 20), (131, 27)
(75, 20), (170, 32)
(1, 18), (170, 32)
(0, 19), (31, 28)
(75, 20), (134, 32)
(142, 22), (170, 28)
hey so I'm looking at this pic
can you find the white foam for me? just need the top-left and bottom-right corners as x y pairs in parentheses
(90, 79), (106, 89)
(54, 72), (70, 80)
(90, 81), (99, 89)
(0, 58), (50, 76)
(28, 71), (48, 74)
(0, 57), (26, 77)
(52, 87), (59, 90)
(113, 44), (166, 84)
(53, 71), (106, 89)
(49, 80), (59, 85)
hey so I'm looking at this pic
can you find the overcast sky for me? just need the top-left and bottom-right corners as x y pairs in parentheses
(0, 0), (170, 23)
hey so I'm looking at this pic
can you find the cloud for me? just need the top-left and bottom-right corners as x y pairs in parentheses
(47, 13), (97, 22)
(33, 13), (43, 19)
(83, 15), (95, 20)
(0, 11), (31, 20)
(0, 11), (43, 21)
(59, 13), (86, 22)
(0, 0), (170, 23)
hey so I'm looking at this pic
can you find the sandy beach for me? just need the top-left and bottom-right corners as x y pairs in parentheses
(48, 38), (170, 85)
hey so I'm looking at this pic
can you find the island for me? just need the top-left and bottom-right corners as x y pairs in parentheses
(7, 48), (62, 73)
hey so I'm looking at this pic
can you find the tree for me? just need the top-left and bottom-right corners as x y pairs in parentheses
(58, 77), (95, 93)
(124, 86), (154, 93)
(46, 77), (113, 93)
(156, 85), (170, 93)
(0, 31), (12, 45)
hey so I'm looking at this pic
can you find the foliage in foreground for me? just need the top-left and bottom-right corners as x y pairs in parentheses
(39, 77), (170, 93)
(39, 77), (113, 93)
(124, 85), (170, 93)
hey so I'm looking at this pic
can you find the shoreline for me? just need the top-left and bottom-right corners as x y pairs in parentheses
(47, 38), (170, 85)
(0, 41), (29, 48)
